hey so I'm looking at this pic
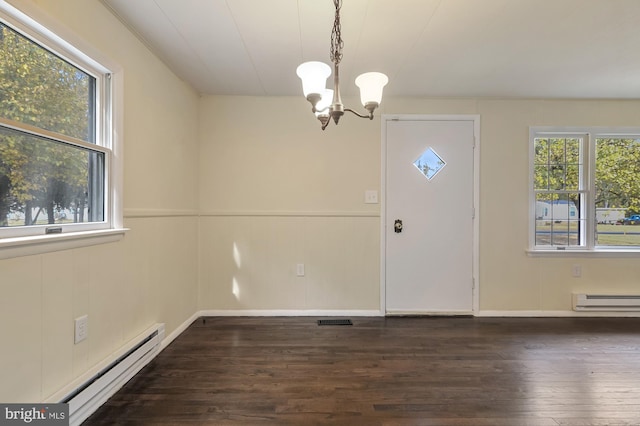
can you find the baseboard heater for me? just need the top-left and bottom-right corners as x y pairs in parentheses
(573, 294), (640, 311)
(62, 323), (165, 426)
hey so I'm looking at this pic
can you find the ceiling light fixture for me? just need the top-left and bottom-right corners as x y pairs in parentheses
(296, 0), (388, 130)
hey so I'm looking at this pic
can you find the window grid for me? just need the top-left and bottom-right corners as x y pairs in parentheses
(530, 128), (640, 251)
(0, 10), (113, 239)
(533, 136), (586, 248)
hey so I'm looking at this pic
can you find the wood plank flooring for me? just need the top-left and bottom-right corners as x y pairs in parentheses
(84, 316), (640, 425)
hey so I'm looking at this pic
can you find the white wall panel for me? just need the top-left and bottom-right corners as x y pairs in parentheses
(199, 215), (380, 311)
(0, 257), (43, 402)
(42, 252), (74, 398)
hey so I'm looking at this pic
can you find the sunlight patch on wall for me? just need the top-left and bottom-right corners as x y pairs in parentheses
(232, 277), (241, 300)
(233, 242), (242, 269)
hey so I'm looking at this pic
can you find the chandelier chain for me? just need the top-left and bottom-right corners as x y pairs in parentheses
(330, 0), (343, 65)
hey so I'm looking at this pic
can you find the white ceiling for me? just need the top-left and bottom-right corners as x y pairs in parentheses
(101, 0), (640, 99)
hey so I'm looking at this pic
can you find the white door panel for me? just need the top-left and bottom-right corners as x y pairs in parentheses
(385, 119), (475, 314)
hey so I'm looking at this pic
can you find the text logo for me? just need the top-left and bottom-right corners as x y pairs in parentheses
(0, 404), (68, 425)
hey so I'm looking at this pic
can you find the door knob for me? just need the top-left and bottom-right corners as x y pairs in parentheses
(394, 219), (403, 233)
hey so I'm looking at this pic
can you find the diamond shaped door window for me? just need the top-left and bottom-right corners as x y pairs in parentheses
(414, 147), (446, 180)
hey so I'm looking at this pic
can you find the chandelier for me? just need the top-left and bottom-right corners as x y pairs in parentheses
(296, 0), (388, 130)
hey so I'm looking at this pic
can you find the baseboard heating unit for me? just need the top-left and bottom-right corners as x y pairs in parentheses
(573, 294), (640, 311)
(62, 323), (165, 426)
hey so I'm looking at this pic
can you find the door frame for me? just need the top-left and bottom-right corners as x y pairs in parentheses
(380, 114), (481, 315)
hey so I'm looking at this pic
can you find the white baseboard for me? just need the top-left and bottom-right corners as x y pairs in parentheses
(198, 309), (640, 318)
(198, 309), (383, 317)
(478, 310), (640, 317)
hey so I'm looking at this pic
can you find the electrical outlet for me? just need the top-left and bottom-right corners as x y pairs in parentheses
(74, 315), (88, 344)
(296, 263), (305, 277)
(572, 264), (582, 278)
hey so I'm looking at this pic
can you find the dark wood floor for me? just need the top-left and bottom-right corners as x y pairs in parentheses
(85, 316), (640, 425)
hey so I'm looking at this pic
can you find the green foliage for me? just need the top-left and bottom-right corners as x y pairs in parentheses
(534, 138), (580, 190)
(0, 22), (93, 226)
(596, 138), (640, 214)
(534, 136), (640, 215)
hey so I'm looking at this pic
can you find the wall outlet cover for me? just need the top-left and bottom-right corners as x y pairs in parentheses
(74, 315), (88, 344)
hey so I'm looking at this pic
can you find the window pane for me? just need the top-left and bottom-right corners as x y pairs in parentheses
(534, 138), (548, 164)
(566, 138), (580, 165)
(0, 22), (95, 142)
(595, 137), (640, 246)
(534, 165), (549, 190)
(548, 138), (566, 164)
(535, 193), (582, 247)
(0, 126), (104, 227)
(565, 165), (579, 191)
(535, 219), (550, 246)
(549, 165), (566, 190)
(567, 220), (581, 246)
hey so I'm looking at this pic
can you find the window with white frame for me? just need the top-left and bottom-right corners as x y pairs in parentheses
(0, 9), (115, 240)
(530, 127), (640, 251)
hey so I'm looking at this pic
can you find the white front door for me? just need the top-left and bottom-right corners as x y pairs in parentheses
(384, 117), (477, 315)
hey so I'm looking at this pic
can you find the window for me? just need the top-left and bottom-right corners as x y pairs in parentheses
(0, 4), (119, 244)
(530, 127), (640, 252)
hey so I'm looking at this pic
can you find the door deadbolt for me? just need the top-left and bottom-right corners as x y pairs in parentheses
(394, 219), (403, 233)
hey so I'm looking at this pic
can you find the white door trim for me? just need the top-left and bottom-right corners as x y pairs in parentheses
(380, 114), (481, 316)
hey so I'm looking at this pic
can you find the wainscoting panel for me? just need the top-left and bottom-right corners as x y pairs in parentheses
(198, 214), (380, 311)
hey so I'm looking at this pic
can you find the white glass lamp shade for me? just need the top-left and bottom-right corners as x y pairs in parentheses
(296, 61), (332, 98)
(314, 89), (333, 117)
(355, 72), (389, 106)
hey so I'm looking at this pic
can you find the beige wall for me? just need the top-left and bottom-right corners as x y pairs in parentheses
(198, 96), (640, 313)
(197, 96), (382, 312)
(475, 99), (640, 311)
(0, 0), (199, 402)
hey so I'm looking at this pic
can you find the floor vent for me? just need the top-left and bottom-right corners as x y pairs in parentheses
(573, 294), (640, 311)
(317, 319), (353, 326)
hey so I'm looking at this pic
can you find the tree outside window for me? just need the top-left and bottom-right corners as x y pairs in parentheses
(0, 21), (104, 229)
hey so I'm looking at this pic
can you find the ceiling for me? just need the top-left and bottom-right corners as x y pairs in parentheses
(101, 0), (640, 99)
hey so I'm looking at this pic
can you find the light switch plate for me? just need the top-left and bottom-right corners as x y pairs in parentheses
(365, 190), (378, 204)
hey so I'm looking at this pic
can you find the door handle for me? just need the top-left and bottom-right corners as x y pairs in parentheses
(394, 219), (403, 233)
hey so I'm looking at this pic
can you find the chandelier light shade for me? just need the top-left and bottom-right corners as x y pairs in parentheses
(314, 89), (334, 120)
(296, 61), (332, 99)
(355, 72), (389, 111)
(297, 0), (388, 130)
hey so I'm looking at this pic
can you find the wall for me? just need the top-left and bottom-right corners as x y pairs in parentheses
(475, 99), (640, 312)
(0, 0), (199, 402)
(198, 96), (640, 314)
(198, 96), (380, 312)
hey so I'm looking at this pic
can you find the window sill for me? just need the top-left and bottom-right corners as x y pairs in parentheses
(0, 228), (128, 260)
(527, 248), (640, 258)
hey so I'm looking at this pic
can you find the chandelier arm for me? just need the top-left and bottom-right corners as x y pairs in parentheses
(344, 108), (374, 120)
